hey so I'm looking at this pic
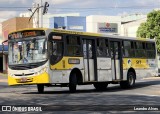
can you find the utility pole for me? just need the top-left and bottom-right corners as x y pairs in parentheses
(41, 0), (43, 28)
(28, 2), (49, 28)
(37, 4), (39, 28)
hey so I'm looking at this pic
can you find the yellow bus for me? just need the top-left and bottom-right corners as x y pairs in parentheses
(3, 28), (158, 93)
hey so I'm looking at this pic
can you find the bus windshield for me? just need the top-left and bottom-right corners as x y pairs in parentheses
(8, 37), (47, 65)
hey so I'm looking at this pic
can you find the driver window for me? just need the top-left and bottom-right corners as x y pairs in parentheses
(49, 35), (63, 65)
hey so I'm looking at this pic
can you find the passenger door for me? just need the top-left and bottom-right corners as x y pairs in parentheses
(83, 39), (97, 82)
(110, 40), (123, 80)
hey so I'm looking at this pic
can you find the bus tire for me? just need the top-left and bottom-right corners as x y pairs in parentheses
(120, 72), (135, 89)
(69, 73), (77, 93)
(93, 83), (108, 91)
(37, 84), (44, 93)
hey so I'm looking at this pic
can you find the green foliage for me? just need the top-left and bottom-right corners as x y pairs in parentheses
(137, 10), (160, 53)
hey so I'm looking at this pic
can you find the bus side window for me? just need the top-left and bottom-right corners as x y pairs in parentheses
(49, 35), (63, 65)
(83, 41), (87, 58)
(146, 42), (155, 59)
(66, 35), (81, 56)
(97, 39), (109, 57)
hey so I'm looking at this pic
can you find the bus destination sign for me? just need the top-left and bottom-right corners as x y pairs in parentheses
(8, 30), (45, 39)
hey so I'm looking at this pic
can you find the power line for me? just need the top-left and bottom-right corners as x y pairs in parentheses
(0, 5), (159, 9)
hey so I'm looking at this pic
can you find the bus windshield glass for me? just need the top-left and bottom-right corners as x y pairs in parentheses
(8, 37), (47, 65)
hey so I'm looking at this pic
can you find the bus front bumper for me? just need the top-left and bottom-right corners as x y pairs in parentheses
(8, 72), (50, 86)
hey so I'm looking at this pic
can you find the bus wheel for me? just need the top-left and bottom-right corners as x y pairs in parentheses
(120, 72), (135, 89)
(69, 74), (77, 93)
(37, 84), (44, 93)
(93, 83), (108, 91)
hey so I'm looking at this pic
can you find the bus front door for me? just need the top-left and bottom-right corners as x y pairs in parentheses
(110, 41), (123, 80)
(83, 39), (97, 82)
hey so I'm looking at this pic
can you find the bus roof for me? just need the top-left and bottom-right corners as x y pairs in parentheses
(52, 29), (155, 42)
(8, 28), (48, 35)
(8, 28), (155, 42)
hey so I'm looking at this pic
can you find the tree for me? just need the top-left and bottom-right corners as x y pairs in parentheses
(137, 10), (160, 53)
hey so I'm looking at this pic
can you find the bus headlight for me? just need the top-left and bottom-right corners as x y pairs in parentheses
(9, 73), (14, 77)
(34, 67), (47, 75)
(39, 67), (47, 74)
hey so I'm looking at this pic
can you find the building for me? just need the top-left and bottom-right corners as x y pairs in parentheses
(86, 15), (121, 35)
(49, 15), (121, 34)
(20, 12), (80, 28)
(1, 17), (33, 73)
(49, 16), (86, 31)
(2, 17), (33, 40)
(121, 14), (147, 37)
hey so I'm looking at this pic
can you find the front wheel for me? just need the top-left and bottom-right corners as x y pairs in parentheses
(37, 84), (44, 93)
(120, 72), (135, 89)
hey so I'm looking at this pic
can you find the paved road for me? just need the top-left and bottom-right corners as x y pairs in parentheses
(0, 75), (160, 113)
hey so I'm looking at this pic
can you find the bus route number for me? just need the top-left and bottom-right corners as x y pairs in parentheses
(136, 60), (141, 64)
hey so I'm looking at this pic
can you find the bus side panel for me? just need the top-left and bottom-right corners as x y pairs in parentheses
(123, 70), (128, 80)
(49, 57), (84, 83)
(123, 58), (158, 80)
(97, 58), (112, 81)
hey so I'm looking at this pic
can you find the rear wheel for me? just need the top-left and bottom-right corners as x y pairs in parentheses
(37, 84), (44, 93)
(120, 72), (135, 89)
(94, 83), (108, 91)
(69, 74), (77, 93)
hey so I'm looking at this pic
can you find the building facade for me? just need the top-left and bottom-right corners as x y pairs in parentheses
(86, 15), (121, 35)
(121, 14), (147, 37)
(49, 16), (86, 31)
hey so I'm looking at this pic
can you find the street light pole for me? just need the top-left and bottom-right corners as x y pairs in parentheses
(37, 4), (39, 28)
(29, 1), (49, 28)
(41, 0), (43, 28)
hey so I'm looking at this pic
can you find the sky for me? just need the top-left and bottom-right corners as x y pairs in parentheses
(0, 0), (160, 21)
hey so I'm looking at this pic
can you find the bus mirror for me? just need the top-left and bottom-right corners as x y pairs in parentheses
(2, 40), (8, 55)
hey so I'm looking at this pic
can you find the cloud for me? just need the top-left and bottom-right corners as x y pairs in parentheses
(0, 11), (18, 20)
(33, 0), (75, 5)
(118, 12), (128, 16)
(50, 0), (75, 5)
(0, 0), (28, 4)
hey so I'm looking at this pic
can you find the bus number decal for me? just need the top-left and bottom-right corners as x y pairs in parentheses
(136, 60), (141, 64)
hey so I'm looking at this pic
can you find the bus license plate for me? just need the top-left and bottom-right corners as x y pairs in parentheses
(20, 78), (27, 82)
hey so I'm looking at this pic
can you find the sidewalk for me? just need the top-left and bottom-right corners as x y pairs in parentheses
(0, 73), (8, 83)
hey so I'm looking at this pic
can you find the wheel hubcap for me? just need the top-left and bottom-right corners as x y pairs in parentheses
(129, 75), (133, 85)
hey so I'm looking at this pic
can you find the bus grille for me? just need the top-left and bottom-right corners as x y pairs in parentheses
(14, 73), (34, 76)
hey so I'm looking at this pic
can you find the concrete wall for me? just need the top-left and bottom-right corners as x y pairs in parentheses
(121, 18), (146, 37)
